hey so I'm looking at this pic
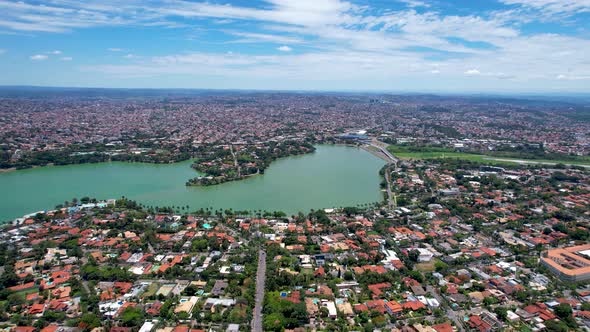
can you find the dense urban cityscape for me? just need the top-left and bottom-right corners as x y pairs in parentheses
(1, 91), (589, 172)
(0, 88), (589, 332)
(3, 0), (590, 330)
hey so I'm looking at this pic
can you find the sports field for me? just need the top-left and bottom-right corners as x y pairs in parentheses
(387, 146), (590, 167)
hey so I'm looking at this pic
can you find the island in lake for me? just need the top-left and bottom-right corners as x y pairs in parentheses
(0, 145), (386, 222)
(186, 140), (316, 186)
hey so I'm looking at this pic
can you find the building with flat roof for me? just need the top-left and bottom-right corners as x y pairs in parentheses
(138, 321), (155, 332)
(540, 244), (590, 283)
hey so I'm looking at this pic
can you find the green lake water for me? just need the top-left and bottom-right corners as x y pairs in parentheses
(0, 145), (385, 222)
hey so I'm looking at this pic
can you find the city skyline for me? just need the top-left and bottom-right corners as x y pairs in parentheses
(1, 0), (590, 92)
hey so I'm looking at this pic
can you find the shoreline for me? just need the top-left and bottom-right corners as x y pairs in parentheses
(0, 143), (372, 175)
(188, 151), (315, 186)
(0, 159), (194, 174)
(359, 144), (394, 163)
(0, 164), (53, 173)
(0, 144), (385, 222)
(0, 167), (17, 173)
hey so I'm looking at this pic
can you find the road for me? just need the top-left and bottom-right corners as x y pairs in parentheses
(483, 157), (590, 168)
(230, 144), (242, 177)
(82, 280), (91, 295)
(365, 139), (398, 209)
(426, 285), (465, 332)
(147, 242), (155, 254)
(384, 164), (394, 209)
(251, 249), (266, 332)
(369, 138), (398, 164)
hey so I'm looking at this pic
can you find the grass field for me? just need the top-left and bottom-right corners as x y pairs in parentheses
(414, 261), (436, 272)
(387, 146), (590, 167)
(142, 282), (159, 298)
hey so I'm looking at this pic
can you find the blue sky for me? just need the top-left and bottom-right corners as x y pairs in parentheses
(0, 0), (589, 92)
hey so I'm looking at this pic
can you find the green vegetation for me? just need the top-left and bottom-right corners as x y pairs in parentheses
(263, 292), (308, 331)
(120, 307), (145, 327)
(0, 142), (192, 170)
(430, 124), (461, 138)
(387, 145), (590, 166)
(186, 141), (316, 186)
(80, 262), (136, 282)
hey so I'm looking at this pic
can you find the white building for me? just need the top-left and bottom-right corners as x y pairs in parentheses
(416, 248), (434, 262)
(138, 321), (155, 332)
(323, 300), (337, 319)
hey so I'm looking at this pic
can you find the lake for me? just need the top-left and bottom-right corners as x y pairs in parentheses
(0, 145), (386, 222)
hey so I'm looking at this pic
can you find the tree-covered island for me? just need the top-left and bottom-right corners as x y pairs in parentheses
(186, 140), (315, 186)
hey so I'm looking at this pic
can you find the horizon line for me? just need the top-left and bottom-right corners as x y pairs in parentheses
(1, 84), (590, 98)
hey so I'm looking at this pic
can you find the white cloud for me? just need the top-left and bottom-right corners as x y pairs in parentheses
(556, 74), (590, 80)
(2, 0), (590, 90)
(228, 31), (304, 44)
(86, 50), (440, 84)
(277, 45), (292, 52)
(0, 0), (359, 33)
(397, 0), (430, 8)
(500, 0), (590, 16)
(81, 47), (590, 91)
(48, 50), (61, 54)
(60, 56), (72, 61)
(30, 54), (48, 60)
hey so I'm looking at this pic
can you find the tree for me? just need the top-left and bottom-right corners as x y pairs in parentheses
(434, 260), (449, 273)
(263, 312), (285, 332)
(483, 296), (498, 306)
(342, 206), (360, 217)
(191, 239), (208, 252)
(79, 313), (101, 331)
(7, 293), (25, 308)
(493, 307), (508, 322)
(176, 311), (190, 320)
(343, 271), (354, 281)
(408, 250), (420, 262)
(553, 303), (572, 319)
(183, 284), (199, 296)
(544, 320), (569, 332)
(120, 307), (144, 327)
(553, 303), (577, 328)
(0, 263), (19, 288)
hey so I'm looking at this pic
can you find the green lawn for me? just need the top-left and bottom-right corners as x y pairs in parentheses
(141, 282), (159, 298)
(387, 146), (590, 166)
(388, 147), (512, 165)
(14, 286), (40, 297)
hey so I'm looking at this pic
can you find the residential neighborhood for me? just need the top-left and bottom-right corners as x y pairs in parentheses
(1, 154), (589, 331)
(2, 0), (590, 330)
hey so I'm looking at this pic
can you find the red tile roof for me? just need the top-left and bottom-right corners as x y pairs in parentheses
(13, 327), (36, 332)
(402, 300), (426, 311)
(432, 323), (454, 332)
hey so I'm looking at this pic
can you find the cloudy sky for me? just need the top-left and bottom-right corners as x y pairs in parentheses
(0, 0), (589, 92)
